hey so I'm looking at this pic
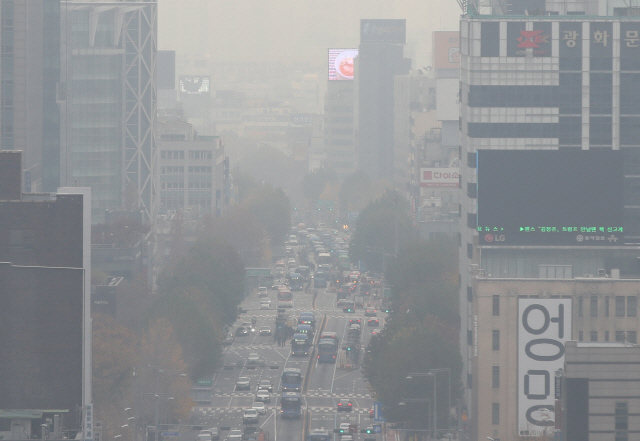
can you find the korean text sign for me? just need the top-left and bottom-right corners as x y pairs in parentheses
(518, 299), (572, 435)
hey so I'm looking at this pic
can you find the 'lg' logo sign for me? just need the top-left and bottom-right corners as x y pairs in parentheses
(485, 234), (506, 242)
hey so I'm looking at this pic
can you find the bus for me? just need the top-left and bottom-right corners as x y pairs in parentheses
(278, 289), (293, 302)
(338, 254), (350, 271)
(281, 368), (302, 392)
(288, 273), (304, 291)
(313, 271), (327, 288)
(308, 429), (331, 441)
(317, 338), (338, 363)
(291, 333), (311, 356)
(280, 392), (302, 418)
(317, 253), (332, 266)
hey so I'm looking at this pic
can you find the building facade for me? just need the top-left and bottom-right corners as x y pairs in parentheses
(61, 0), (157, 223)
(458, 8), (640, 441)
(357, 19), (410, 183)
(0, 0), (61, 192)
(157, 118), (227, 216)
(473, 274), (640, 441)
(324, 80), (356, 177)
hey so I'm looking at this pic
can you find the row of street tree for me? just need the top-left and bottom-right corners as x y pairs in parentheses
(92, 178), (291, 441)
(355, 192), (463, 434)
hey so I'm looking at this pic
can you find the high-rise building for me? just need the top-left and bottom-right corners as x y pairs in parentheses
(357, 19), (410, 183)
(459, 4), (640, 440)
(324, 63), (356, 177)
(61, 0), (157, 224)
(0, 0), (61, 193)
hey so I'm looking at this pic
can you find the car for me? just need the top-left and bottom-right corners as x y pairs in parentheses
(337, 398), (353, 411)
(252, 402), (266, 414)
(222, 332), (234, 346)
(227, 429), (243, 441)
(247, 353), (260, 365)
(257, 379), (273, 393)
(343, 302), (356, 313)
(367, 318), (379, 327)
(337, 299), (348, 308)
(369, 407), (374, 418)
(235, 326), (249, 337)
(236, 376), (251, 390)
(207, 428), (220, 441)
(259, 301), (271, 310)
(259, 325), (271, 336)
(349, 318), (361, 325)
(258, 286), (269, 297)
(365, 309), (378, 317)
(338, 423), (350, 433)
(242, 321), (252, 328)
(340, 436), (353, 441)
(243, 408), (259, 424)
(196, 433), (211, 441)
(255, 390), (271, 402)
(371, 329), (379, 336)
(287, 258), (297, 266)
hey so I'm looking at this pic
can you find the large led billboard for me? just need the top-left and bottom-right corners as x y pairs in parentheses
(179, 76), (210, 95)
(477, 150), (624, 245)
(329, 49), (358, 81)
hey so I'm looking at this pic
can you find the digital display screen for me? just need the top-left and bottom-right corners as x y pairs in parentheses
(329, 49), (358, 80)
(179, 76), (210, 95)
(477, 150), (624, 245)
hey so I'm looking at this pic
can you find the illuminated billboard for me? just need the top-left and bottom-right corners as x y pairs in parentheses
(329, 49), (358, 81)
(477, 150), (624, 245)
(179, 76), (210, 95)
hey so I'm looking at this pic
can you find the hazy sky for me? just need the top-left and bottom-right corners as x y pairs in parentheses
(158, 0), (462, 73)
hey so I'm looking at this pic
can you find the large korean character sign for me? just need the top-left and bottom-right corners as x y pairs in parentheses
(518, 299), (572, 435)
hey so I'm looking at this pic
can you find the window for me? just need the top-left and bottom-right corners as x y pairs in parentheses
(590, 331), (598, 341)
(616, 297), (626, 317)
(467, 286), (473, 302)
(628, 331), (637, 344)
(467, 330), (472, 345)
(590, 296), (598, 317)
(605, 296), (610, 317)
(579, 331), (583, 341)
(579, 297), (583, 317)
(492, 403), (500, 425)
(467, 243), (473, 259)
(492, 366), (500, 388)
(605, 331), (610, 341)
(492, 330), (500, 350)
(616, 331), (626, 342)
(627, 296), (637, 317)
(615, 402), (628, 441)
(492, 295), (500, 316)
(467, 182), (477, 198)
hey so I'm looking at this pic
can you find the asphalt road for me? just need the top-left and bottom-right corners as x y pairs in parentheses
(184, 247), (385, 441)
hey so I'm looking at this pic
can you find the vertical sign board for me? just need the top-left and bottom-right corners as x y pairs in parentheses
(518, 299), (571, 436)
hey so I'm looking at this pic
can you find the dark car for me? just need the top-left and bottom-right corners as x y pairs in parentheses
(337, 398), (353, 412)
(367, 318), (379, 327)
(235, 326), (249, 336)
(364, 309), (377, 317)
(257, 379), (273, 393)
(342, 302), (356, 313)
(349, 318), (361, 325)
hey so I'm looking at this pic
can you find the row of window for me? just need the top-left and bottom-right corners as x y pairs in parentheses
(488, 328), (638, 352)
(489, 295), (638, 318)
(160, 182), (213, 190)
(160, 166), (213, 175)
(160, 150), (213, 160)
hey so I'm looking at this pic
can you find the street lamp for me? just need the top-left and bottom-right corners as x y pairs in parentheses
(407, 368), (452, 438)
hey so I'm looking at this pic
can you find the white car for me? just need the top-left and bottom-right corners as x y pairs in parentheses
(243, 408), (259, 424)
(247, 353), (260, 365)
(259, 326), (271, 336)
(255, 390), (271, 402)
(260, 301), (271, 310)
(258, 287), (268, 297)
(252, 401), (266, 414)
(227, 430), (243, 441)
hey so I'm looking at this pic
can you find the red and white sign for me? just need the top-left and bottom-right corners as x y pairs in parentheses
(420, 167), (459, 187)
